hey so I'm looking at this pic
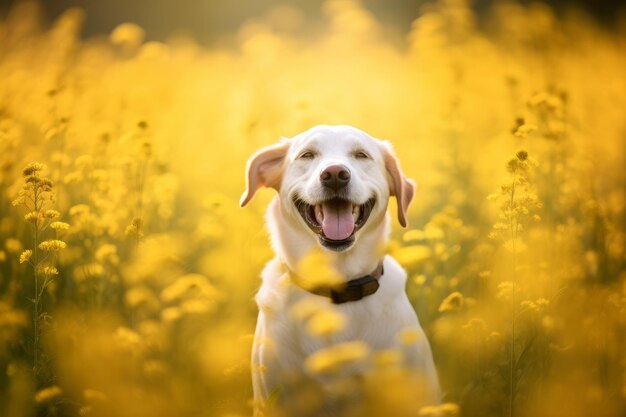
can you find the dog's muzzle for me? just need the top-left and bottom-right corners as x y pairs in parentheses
(320, 164), (351, 191)
(294, 196), (376, 252)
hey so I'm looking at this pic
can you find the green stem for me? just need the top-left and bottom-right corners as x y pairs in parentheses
(509, 182), (517, 417)
(32, 187), (40, 380)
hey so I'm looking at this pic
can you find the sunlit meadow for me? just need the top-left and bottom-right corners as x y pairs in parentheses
(0, 0), (625, 416)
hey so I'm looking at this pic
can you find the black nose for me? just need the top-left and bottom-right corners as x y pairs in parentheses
(320, 164), (351, 191)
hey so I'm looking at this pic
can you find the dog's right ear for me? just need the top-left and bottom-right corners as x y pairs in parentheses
(240, 140), (291, 207)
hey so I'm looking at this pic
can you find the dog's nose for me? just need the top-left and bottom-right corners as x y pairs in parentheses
(320, 164), (351, 190)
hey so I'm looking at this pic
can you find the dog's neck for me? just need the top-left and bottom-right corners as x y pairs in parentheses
(266, 197), (389, 281)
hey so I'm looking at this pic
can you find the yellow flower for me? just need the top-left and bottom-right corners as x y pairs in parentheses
(418, 403), (460, 417)
(161, 307), (182, 322)
(95, 244), (119, 265)
(69, 204), (90, 216)
(290, 296), (348, 337)
(83, 388), (107, 402)
(78, 406), (92, 416)
(372, 349), (403, 368)
(39, 178), (53, 191)
(496, 281), (520, 302)
(114, 326), (142, 352)
(64, 171), (83, 184)
(462, 318), (487, 333)
(290, 298), (326, 321)
(24, 211), (43, 223)
(424, 224), (445, 240)
(23, 162), (46, 177)
(110, 22), (145, 49)
(5, 238), (22, 253)
(34, 385), (62, 403)
(403, 229), (425, 242)
(181, 299), (215, 314)
(0, 304), (27, 328)
(418, 405), (438, 416)
(294, 249), (344, 291)
(50, 221), (70, 231)
(304, 341), (369, 376)
(393, 245), (432, 267)
(306, 308), (347, 337)
(38, 240), (67, 251)
(438, 291), (464, 313)
(19, 250), (32, 264)
(44, 210), (61, 219)
(440, 403), (461, 416)
(73, 263), (105, 281)
(38, 266), (59, 276)
(125, 286), (158, 309)
(125, 217), (144, 238)
(507, 157), (520, 173)
(160, 274), (222, 303)
(516, 150), (528, 161)
(399, 327), (423, 346)
(414, 274), (427, 285)
(513, 123), (537, 138)
(75, 154), (93, 168)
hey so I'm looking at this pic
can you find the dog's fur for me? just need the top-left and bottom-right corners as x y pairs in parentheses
(241, 125), (439, 415)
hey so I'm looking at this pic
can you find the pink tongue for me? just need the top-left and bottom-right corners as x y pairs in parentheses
(321, 201), (355, 241)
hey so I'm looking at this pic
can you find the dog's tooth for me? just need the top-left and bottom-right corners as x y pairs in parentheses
(315, 204), (324, 224)
(352, 205), (360, 222)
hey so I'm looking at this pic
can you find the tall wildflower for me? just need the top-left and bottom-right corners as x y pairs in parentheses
(488, 150), (541, 417)
(125, 121), (152, 245)
(12, 162), (68, 382)
(488, 150), (542, 250)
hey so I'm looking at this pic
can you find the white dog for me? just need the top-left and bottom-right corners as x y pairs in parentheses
(241, 125), (439, 416)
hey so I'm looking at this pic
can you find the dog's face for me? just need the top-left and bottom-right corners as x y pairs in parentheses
(240, 125), (415, 252)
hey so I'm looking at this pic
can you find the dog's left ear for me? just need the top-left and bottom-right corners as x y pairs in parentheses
(381, 142), (415, 227)
(240, 139), (291, 207)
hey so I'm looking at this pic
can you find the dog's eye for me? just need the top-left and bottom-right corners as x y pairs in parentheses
(353, 151), (370, 159)
(298, 151), (315, 160)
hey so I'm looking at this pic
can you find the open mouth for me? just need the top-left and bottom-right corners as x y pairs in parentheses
(295, 196), (376, 251)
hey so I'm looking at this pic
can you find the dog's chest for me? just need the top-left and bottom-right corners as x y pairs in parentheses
(257, 258), (415, 363)
(252, 255), (442, 410)
(295, 299), (406, 354)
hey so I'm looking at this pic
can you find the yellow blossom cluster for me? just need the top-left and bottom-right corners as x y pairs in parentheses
(38, 240), (67, 252)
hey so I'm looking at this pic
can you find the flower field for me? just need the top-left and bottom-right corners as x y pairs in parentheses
(0, 0), (624, 416)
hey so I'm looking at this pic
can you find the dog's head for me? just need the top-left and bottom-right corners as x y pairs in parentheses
(240, 125), (415, 252)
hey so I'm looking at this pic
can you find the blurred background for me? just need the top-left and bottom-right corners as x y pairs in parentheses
(0, 1), (624, 417)
(0, 0), (625, 42)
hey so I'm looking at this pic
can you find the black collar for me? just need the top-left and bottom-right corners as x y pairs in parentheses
(289, 261), (384, 304)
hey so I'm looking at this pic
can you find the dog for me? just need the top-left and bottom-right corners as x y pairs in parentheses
(240, 125), (440, 416)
